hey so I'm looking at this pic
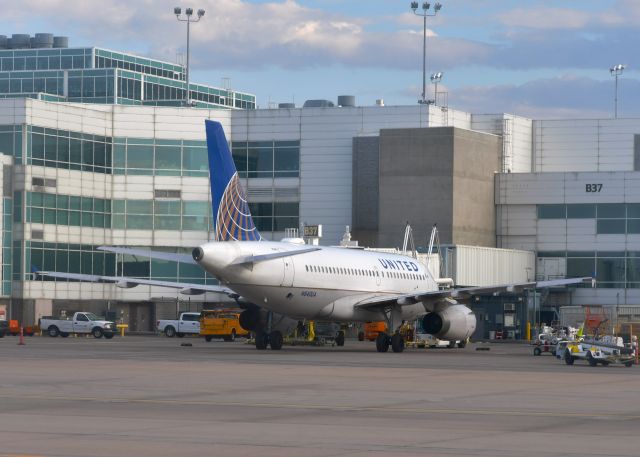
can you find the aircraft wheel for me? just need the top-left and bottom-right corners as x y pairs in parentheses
(458, 339), (467, 349)
(335, 331), (345, 347)
(375, 332), (390, 353)
(391, 334), (405, 353)
(587, 352), (598, 367)
(269, 330), (283, 350)
(357, 331), (364, 341)
(255, 331), (269, 350)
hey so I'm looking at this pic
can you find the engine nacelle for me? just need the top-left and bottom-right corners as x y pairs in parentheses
(421, 304), (476, 341)
(239, 308), (263, 332)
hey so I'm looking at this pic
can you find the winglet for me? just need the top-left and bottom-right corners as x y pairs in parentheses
(205, 120), (261, 241)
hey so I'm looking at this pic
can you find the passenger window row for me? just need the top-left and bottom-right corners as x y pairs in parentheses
(304, 265), (426, 281)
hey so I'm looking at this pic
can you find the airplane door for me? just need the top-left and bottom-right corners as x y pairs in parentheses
(282, 257), (294, 287)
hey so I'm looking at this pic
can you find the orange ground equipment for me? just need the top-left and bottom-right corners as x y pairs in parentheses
(9, 320), (36, 336)
(584, 306), (610, 337)
(358, 321), (387, 342)
(200, 309), (249, 342)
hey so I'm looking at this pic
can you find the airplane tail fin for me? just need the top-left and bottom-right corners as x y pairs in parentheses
(205, 120), (261, 241)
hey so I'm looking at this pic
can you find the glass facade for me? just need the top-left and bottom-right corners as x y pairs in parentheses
(0, 47), (256, 109)
(2, 198), (11, 295)
(114, 138), (208, 177)
(27, 126), (112, 172)
(537, 203), (640, 235)
(232, 140), (300, 178)
(249, 202), (299, 232)
(24, 126), (211, 177)
(538, 250), (640, 289)
(24, 190), (216, 232)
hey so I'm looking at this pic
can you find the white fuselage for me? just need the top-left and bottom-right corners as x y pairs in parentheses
(196, 240), (438, 322)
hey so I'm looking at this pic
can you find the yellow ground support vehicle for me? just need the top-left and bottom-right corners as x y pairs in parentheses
(199, 310), (249, 342)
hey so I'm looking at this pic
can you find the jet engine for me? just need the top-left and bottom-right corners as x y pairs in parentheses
(239, 308), (262, 332)
(421, 304), (476, 341)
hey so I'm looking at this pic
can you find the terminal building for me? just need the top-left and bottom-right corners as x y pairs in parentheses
(0, 33), (638, 337)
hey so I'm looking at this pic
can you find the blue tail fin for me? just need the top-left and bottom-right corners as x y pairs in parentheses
(205, 120), (261, 241)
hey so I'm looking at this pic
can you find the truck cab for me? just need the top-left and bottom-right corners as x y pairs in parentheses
(157, 312), (201, 337)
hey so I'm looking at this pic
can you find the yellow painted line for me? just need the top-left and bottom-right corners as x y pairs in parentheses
(0, 393), (637, 420)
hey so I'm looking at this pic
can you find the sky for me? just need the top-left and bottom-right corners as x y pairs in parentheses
(3, 0), (639, 118)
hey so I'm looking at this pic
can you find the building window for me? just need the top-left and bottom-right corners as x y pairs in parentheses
(232, 140), (300, 178)
(27, 126), (113, 174)
(597, 219), (625, 234)
(597, 203), (625, 218)
(537, 204), (565, 219)
(566, 204), (595, 218)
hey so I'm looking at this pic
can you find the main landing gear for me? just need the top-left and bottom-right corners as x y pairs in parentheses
(375, 332), (405, 353)
(254, 329), (283, 351)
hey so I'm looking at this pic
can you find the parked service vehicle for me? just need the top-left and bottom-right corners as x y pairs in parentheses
(563, 337), (636, 367)
(157, 312), (201, 337)
(40, 312), (115, 339)
(200, 309), (249, 342)
(358, 321), (387, 342)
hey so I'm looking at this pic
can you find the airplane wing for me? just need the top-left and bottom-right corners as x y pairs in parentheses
(34, 271), (235, 296)
(355, 277), (593, 313)
(100, 245), (322, 267)
(97, 246), (197, 264)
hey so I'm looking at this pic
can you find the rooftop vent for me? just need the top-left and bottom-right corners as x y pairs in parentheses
(53, 36), (69, 48)
(1, 34), (69, 49)
(35, 33), (54, 48)
(303, 99), (335, 108)
(10, 34), (30, 49)
(337, 95), (356, 107)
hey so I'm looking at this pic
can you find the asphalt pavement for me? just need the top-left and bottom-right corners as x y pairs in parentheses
(0, 335), (638, 457)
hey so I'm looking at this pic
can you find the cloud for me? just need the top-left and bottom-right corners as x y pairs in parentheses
(448, 76), (640, 119)
(498, 7), (592, 30)
(498, 1), (640, 30)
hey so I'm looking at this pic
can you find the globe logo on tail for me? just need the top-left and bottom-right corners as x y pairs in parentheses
(214, 172), (261, 241)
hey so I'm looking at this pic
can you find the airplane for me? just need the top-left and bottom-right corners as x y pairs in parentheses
(38, 120), (592, 352)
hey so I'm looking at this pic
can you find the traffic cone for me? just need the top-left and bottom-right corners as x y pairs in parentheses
(18, 326), (25, 346)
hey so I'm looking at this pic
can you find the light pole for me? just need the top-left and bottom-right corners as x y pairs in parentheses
(610, 64), (625, 119)
(430, 72), (442, 105)
(411, 2), (442, 105)
(174, 6), (205, 106)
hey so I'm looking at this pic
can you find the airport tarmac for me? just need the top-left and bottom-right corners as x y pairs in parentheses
(0, 336), (638, 457)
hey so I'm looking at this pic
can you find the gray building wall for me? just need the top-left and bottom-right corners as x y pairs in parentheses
(452, 128), (501, 246)
(373, 127), (500, 248)
(352, 136), (379, 247)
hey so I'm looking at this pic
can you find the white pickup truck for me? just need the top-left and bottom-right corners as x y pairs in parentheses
(41, 312), (116, 339)
(157, 312), (201, 337)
